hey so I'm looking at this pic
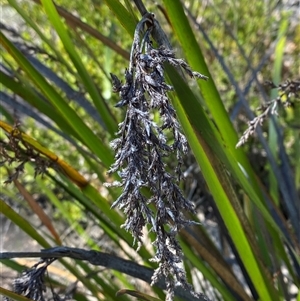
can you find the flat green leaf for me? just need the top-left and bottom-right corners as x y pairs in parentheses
(0, 71), (79, 139)
(0, 32), (114, 167)
(0, 287), (34, 301)
(162, 0), (237, 146)
(180, 240), (235, 301)
(0, 121), (89, 188)
(103, 0), (136, 36)
(162, 0), (280, 232)
(268, 16), (289, 205)
(7, 0), (74, 73)
(166, 67), (279, 301)
(0, 259), (26, 273)
(14, 179), (62, 245)
(0, 104), (14, 124)
(40, 0), (117, 136)
(180, 230), (252, 301)
(0, 199), (51, 248)
(116, 289), (162, 301)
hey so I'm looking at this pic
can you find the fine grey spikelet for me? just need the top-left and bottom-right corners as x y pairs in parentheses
(105, 13), (208, 301)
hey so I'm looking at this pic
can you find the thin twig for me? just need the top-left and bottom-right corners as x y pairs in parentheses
(133, 0), (148, 16)
(0, 247), (210, 301)
(29, 0), (130, 60)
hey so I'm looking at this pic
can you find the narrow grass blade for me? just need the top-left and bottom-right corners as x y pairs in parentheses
(7, 0), (74, 73)
(181, 230), (252, 301)
(0, 121), (88, 188)
(162, 0), (270, 212)
(35, 177), (98, 248)
(48, 173), (124, 248)
(116, 289), (162, 301)
(0, 71), (80, 140)
(29, 0), (130, 60)
(180, 240), (235, 301)
(0, 199), (51, 248)
(0, 287), (34, 301)
(39, 0), (117, 136)
(0, 104), (14, 123)
(0, 199), (105, 301)
(103, 0), (136, 36)
(13, 179), (62, 245)
(268, 17), (289, 205)
(162, 0), (236, 145)
(0, 33), (114, 166)
(166, 67), (279, 301)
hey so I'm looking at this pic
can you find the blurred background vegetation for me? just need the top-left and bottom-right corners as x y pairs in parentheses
(0, 0), (299, 301)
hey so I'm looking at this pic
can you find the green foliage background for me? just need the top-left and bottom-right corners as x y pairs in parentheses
(0, 0), (299, 301)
